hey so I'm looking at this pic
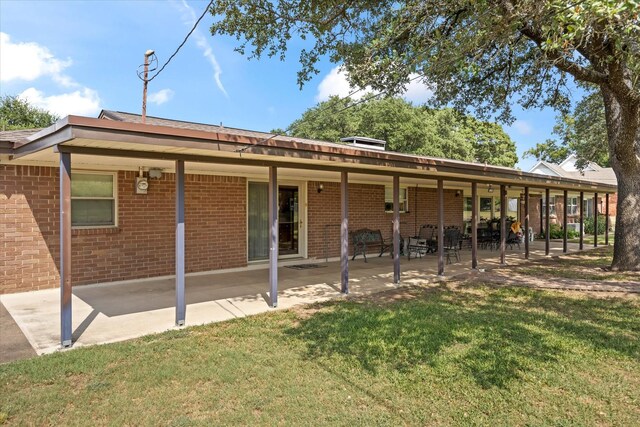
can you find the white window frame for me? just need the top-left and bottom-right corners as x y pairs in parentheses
(385, 186), (408, 213)
(71, 171), (118, 228)
(567, 197), (578, 215)
(542, 197), (556, 216)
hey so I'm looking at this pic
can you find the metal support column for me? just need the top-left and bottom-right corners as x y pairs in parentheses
(437, 179), (444, 275)
(593, 193), (599, 247)
(60, 152), (72, 348)
(340, 171), (349, 293)
(563, 190), (568, 253)
(539, 198), (544, 237)
(175, 160), (186, 325)
(500, 184), (506, 265)
(579, 191), (584, 250)
(392, 175), (400, 284)
(524, 187), (530, 259)
(605, 193), (610, 245)
(269, 166), (279, 307)
(471, 182), (478, 269)
(545, 188), (550, 256)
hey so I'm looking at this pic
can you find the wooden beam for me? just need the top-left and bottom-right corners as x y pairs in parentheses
(59, 151), (72, 348)
(52, 144), (617, 192)
(175, 160), (186, 326)
(500, 185), (506, 265)
(341, 171), (349, 293)
(471, 182), (478, 269)
(437, 179), (444, 275)
(393, 175), (400, 284)
(563, 190), (568, 253)
(545, 189), (550, 256)
(524, 187), (530, 260)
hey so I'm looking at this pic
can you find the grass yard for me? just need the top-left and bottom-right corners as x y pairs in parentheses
(1, 278), (639, 426)
(568, 234), (614, 245)
(516, 246), (639, 282)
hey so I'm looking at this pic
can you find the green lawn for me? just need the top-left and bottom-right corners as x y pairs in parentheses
(1, 281), (639, 425)
(516, 246), (638, 282)
(567, 233), (614, 244)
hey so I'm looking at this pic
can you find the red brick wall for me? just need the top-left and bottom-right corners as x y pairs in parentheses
(307, 181), (463, 259)
(1, 165), (246, 294)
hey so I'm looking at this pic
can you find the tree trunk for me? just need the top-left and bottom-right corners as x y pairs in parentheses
(601, 87), (640, 271)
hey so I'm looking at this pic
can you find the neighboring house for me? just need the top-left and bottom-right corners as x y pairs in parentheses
(0, 111), (616, 346)
(528, 154), (617, 234)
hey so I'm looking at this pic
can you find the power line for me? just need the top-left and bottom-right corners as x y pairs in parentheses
(141, 0), (214, 83)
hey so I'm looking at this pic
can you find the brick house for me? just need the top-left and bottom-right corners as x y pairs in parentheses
(0, 111), (616, 347)
(528, 154), (617, 234)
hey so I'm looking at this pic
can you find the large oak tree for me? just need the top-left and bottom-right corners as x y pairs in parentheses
(283, 96), (518, 166)
(209, 0), (640, 270)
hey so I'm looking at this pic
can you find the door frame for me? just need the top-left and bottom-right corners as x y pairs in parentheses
(246, 179), (307, 262)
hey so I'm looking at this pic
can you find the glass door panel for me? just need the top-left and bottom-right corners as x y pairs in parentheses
(248, 182), (269, 261)
(278, 186), (299, 255)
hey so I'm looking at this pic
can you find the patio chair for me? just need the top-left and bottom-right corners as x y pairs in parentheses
(407, 225), (436, 260)
(506, 230), (521, 250)
(444, 228), (461, 264)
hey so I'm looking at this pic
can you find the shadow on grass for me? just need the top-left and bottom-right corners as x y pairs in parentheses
(285, 286), (639, 389)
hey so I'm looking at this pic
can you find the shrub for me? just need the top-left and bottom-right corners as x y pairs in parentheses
(539, 223), (579, 239)
(584, 214), (607, 235)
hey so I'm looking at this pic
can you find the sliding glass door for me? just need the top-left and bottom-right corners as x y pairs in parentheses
(248, 182), (303, 261)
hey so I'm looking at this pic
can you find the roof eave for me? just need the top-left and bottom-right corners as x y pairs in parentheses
(10, 115), (617, 192)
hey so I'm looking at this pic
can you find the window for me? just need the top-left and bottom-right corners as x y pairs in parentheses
(480, 197), (493, 213)
(463, 197), (473, 221)
(542, 197), (556, 216)
(507, 197), (519, 218)
(384, 186), (408, 213)
(71, 172), (117, 227)
(568, 197), (578, 215)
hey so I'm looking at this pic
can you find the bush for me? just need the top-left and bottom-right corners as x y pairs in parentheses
(584, 214), (607, 235)
(539, 223), (579, 240)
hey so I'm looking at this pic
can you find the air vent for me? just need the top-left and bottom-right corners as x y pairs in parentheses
(340, 136), (387, 151)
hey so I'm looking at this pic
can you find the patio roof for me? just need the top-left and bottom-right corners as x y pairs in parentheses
(1, 111), (617, 193)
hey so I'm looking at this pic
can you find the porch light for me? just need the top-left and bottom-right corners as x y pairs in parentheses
(488, 184), (494, 193)
(317, 184), (324, 193)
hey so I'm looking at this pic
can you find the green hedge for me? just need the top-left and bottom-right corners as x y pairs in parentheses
(539, 223), (580, 239)
(584, 214), (607, 235)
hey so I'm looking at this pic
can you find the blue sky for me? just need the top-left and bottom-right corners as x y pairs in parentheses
(1, 0), (574, 170)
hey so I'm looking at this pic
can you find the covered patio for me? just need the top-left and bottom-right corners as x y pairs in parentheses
(2, 240), (583, 355)
(1, 111), (616, 350)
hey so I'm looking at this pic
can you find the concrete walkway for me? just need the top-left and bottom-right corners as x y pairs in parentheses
(0, 301), (37, 363)
(1, 241), (582, 357)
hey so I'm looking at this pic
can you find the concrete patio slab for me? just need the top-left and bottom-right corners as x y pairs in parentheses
(1, 241), (586, 356)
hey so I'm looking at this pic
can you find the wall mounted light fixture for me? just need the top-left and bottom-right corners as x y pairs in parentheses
(488, 184), (494, 193)
(317, 184), (324, 193)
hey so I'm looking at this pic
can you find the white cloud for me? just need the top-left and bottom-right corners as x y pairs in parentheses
(316, 66), (372, 102)
(402, 75), (434, 104)
(512, 120), (533, 135)
(1, 33), (103, 118)
(148, 88), (174, 106)
(316, 66), (433, 104)
(177, 0), (228, 98)
(0, 32), (73, 84)
(19, 87), (101, 117)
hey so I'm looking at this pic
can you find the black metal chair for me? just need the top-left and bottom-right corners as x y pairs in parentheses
(444, 228), (461, 264)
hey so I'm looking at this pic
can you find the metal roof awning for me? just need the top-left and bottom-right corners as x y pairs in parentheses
(1, 113), (618, 193)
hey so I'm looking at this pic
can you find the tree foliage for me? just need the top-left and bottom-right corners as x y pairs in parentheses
(0, 95), (58, 131)
(524, 91), (609, 168)
(286, 96), (518, 166)
(209, 0), (640, 270)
